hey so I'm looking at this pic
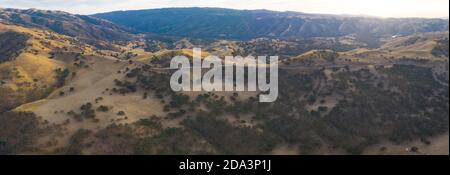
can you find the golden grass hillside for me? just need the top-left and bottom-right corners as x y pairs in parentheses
(0, 23), (95, 112)
(341, 32), (449, 63)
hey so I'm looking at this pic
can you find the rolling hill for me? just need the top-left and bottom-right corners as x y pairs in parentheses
(0, 8), (132, 42)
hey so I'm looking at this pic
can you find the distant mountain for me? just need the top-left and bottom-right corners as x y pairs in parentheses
(94, 8), (449, 40)
(0, 8), (132, 41)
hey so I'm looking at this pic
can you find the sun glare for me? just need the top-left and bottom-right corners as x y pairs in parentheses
(283, 0), (449, 18)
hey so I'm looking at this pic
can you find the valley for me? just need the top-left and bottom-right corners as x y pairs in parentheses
(0, 7), (448, 155)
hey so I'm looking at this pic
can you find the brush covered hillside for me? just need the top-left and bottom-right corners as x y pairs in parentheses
(0, 8), (449, 155)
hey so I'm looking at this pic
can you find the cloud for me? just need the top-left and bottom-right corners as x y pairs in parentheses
(0, 0), (448, 18)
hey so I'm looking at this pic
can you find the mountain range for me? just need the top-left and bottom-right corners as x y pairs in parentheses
(94, 8), (449, 40)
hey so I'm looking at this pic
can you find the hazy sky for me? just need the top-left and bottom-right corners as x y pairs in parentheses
(0, 0), (448, 18)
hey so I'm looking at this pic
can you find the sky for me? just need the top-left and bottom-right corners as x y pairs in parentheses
(0, 0), (448, 18)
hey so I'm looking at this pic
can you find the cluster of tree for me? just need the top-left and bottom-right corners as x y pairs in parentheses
(263, 116), (323, 154)
(400, 36), (422, 46)
(66, 103), (98, 122)
(0, 31), (29, 63)
(0, 112), (39, 154)
(54, 68), (70, 88)
(113, 79), (137, 94)
(134, 128), (216, 155)
(57, 129), (92, 155)
(59, 124), (136, 155)
(60, 118), (216, 155)
(182, 116), (278, 155)
(432, 38), (449, 58)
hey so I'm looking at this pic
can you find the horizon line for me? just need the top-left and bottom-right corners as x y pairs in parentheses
(1, 6), (449, 19)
